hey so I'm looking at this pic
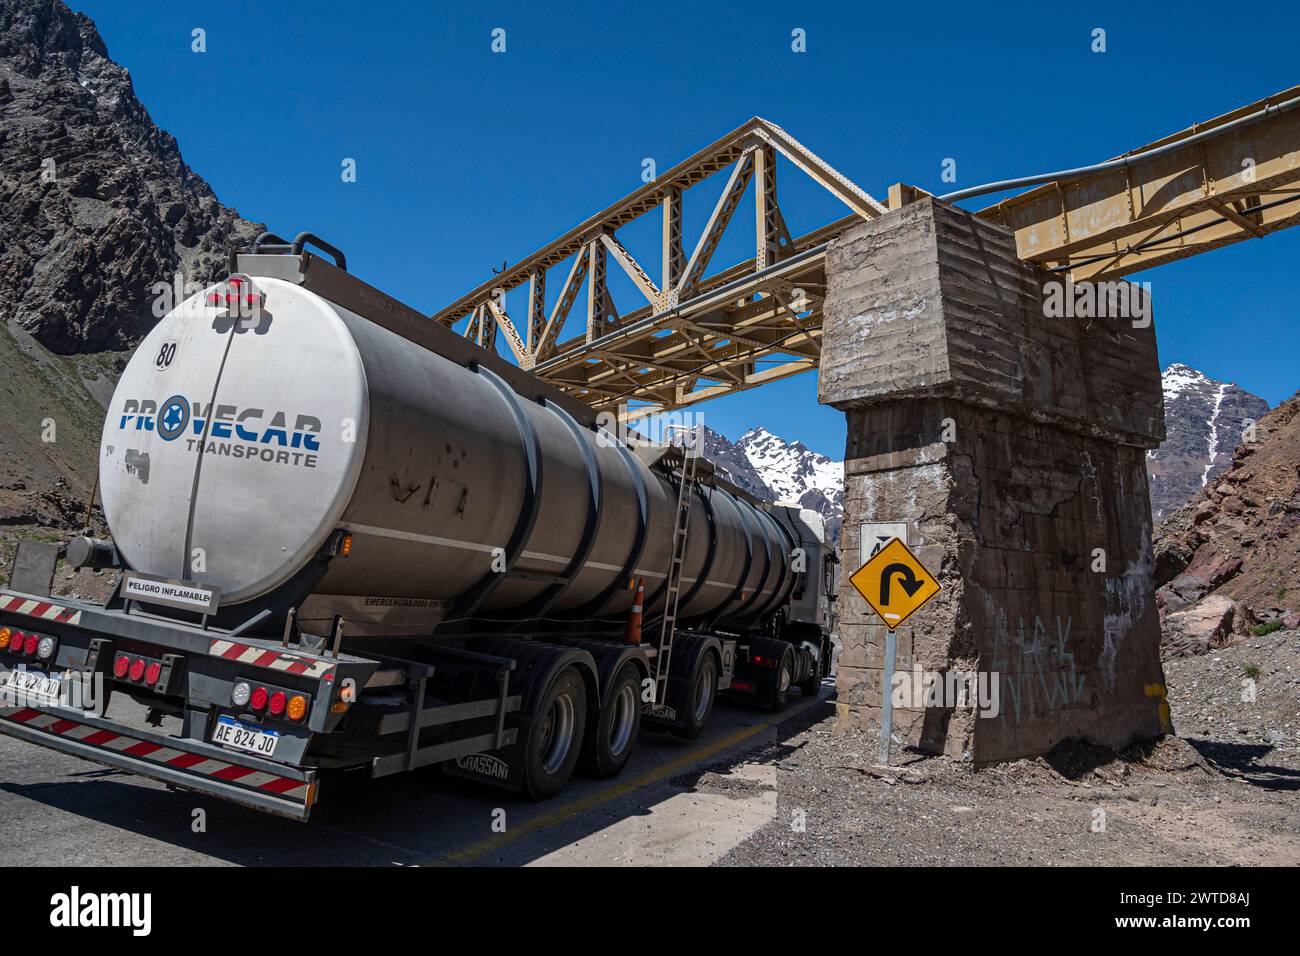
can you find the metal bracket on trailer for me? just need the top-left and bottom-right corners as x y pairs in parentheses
(369, 644), (522, 778)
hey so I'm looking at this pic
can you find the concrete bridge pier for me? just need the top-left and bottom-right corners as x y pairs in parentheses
(818, 197), (1171, 763)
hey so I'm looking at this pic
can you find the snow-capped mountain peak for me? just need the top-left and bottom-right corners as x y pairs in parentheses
(735, 426), (844, 541)
(1148, 364), (1269, 521)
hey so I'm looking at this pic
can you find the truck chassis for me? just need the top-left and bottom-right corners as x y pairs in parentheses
(0, 583), (821, 820)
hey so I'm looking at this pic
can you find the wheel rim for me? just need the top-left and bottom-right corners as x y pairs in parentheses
(693, 658), (715, 722)
(779, 658), (792, 696)
(608, 683), (636, 757)
(540, 691), (576, 775)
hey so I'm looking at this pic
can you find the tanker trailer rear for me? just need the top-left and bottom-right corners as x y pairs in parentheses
(0, 235), (836, 817)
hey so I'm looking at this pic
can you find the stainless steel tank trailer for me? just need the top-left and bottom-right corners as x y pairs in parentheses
(0, 233), (837, 819)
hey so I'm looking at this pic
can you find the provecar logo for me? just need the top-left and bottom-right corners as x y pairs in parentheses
(49, 886), (151, 936)
(118, 395), (323, 468)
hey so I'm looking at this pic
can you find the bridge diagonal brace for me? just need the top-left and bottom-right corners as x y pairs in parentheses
(599, 231), (662, 308)
(752, 121), (887, 221)
(677, 151), (756, 300)
(534, 250), (589, 363)
(484, 296), (528, 366)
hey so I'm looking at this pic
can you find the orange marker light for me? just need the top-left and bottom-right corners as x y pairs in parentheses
(0, 627), (10, 650)
(287, 695), (308, 721)
(339, 533), (353, 557)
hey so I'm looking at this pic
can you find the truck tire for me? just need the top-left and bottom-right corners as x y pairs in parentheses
(522, 666), (587, 800)
(798, 649), (825, 698)
(581, 661), (642, 778)
(672, 650), (717, 740)
(768, 647), (795, 712)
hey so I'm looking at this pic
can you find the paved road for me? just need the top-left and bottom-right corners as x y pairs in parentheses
(0, 685), (831, 866)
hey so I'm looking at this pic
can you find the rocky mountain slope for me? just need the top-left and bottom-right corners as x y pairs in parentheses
(702, 426), (845, 543)
(0, 0), (262, 589)
(736, 427), (843, 541)
(1154, 391), (1300, 654)
(1148, 364), (1270, 522)
(701, 427), (776, 501)
(0, 0), (262, 354)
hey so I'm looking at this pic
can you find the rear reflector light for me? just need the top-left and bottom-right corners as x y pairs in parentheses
(730, 679), (755, 692)
(205, 275), (264, 313)
(268, 691), (287, 717)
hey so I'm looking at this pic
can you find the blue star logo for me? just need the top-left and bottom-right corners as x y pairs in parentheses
(156, 395), (190, 441)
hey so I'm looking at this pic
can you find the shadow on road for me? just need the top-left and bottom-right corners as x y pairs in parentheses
(1, 686), (836, 866)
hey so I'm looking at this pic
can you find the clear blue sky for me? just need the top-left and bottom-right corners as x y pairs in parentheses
(73, 0), (1300, 459)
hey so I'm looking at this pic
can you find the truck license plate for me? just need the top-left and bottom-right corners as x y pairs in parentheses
(211, 715), (279, 757)
(0, 668), (63, 705)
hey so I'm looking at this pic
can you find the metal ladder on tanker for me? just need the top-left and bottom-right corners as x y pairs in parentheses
(652, 426), (700, 705)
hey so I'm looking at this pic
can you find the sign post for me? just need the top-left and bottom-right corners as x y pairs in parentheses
(848, 536), (941, 766)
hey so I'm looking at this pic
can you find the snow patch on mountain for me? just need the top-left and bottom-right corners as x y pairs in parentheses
(1148, 364), (1270, 522)
(1201, 382), (1228, 488)
(735, 427), (844, 543)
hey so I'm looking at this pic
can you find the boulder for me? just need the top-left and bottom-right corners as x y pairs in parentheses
(1161, 595), (1246, 658)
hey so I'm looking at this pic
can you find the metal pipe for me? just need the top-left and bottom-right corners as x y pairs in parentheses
(938, 93), (1300, 204)
(230, 609), (273, 638)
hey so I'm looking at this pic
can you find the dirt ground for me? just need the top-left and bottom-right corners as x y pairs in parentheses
(724, 629), (1300, 866)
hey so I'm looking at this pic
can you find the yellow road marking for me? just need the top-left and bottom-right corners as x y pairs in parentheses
(445, 716), (781, 864)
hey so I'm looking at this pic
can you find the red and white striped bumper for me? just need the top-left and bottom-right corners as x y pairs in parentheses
(208, 638), (335, 679)
(0, 595), (82, 626)
(0, 706), (317, 820)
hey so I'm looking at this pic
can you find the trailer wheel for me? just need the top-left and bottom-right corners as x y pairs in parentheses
(672, 650), (717, 740)
(581, 662), (642, 778)
(522, 666), (587, 800)
(768, 647), (795, 712)
(798, 648), (825, 698)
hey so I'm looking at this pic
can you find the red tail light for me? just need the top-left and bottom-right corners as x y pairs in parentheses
(268, 691), (287, 717)
(205, 274), (264, 313)
(128, 658), (146, 682)
(22, 633), (37, 656)
(113, 655), (130, 678)
(250, 686), (269, 711)
(145, 662), (163, 686)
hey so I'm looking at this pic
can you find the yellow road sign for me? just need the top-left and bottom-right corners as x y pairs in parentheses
(848, 537), (940, 630)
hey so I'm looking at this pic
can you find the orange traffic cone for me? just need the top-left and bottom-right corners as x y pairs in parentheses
(625, 578), (644, 644)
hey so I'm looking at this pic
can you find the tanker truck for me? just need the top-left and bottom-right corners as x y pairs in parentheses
(0, 234), (837, 819)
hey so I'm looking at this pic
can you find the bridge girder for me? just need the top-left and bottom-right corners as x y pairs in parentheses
(431, 86), (1300, 415)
